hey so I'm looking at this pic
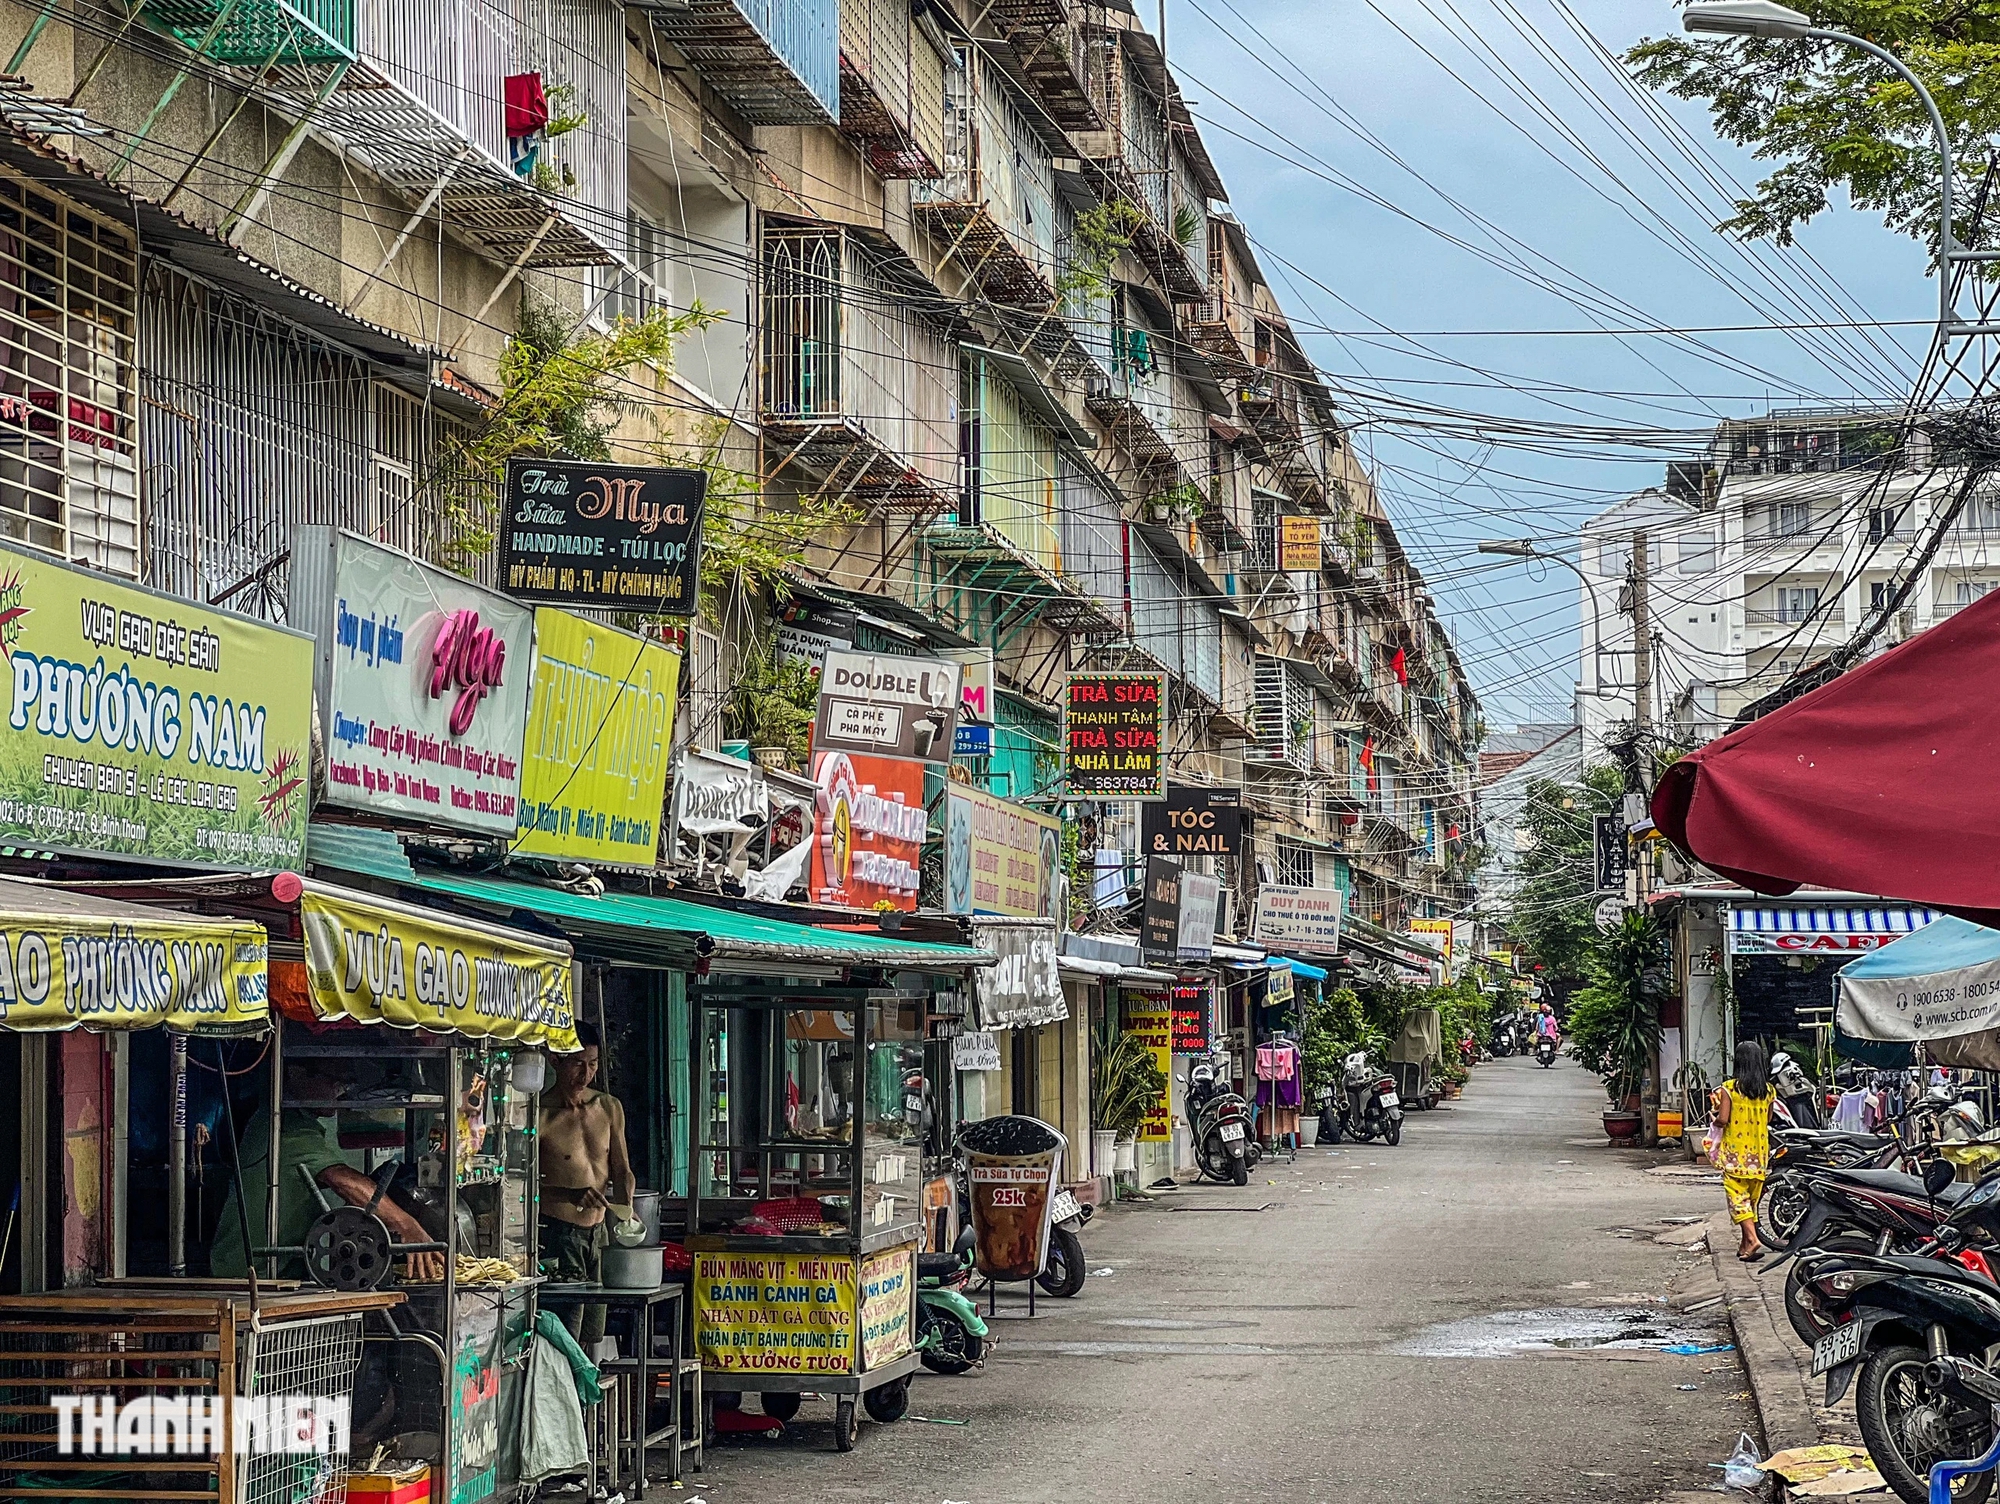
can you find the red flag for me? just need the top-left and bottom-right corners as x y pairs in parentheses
(1391, 647), (1408, 685)
(1358, 735), (1377, 790)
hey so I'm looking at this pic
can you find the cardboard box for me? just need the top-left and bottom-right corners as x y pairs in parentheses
(345, 1462), (429, 1504)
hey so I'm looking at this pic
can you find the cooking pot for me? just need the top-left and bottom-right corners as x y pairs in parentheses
(632, 1190), (662, 1245)
(601, 1243), (662, 1290)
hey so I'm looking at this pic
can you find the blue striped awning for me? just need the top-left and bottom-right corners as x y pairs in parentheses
(1728, 905), (1942, 954)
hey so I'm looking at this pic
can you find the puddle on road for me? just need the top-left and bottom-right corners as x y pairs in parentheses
(1387, 1306), (1718, 1357)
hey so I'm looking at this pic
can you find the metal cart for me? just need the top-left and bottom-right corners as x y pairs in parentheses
(684, 980), (927, 1451)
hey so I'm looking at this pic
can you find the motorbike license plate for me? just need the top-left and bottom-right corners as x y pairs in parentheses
(1220, 1122), (1246, 1142)
(1050, 1190), (1082, 1223)
(1811, 1321), (1863, 1376)
(1379, 1092), (1401, 1108)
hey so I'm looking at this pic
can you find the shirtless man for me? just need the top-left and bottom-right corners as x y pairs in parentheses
(539, 1023), (634, 1344)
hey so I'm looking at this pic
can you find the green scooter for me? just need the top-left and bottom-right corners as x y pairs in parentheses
(916, 1239), (989, 1374)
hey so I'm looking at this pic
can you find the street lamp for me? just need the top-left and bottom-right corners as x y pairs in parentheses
(1683, 1), (1967, 342)
(1476, 539), (1611, 711)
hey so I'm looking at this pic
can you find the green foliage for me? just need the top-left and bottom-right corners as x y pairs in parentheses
(1566, 911), (1665, 1104)
(1058, 200), (1145, 303)
(1171, 203), (1202, 248)
(543, 82), (588, 139)
(1093, 1014), (1168, 1140)
(1628, 5), (2000, 251)
(726, 637), (820, 762)
(1300, 985), (1376, 1096)
(1506, 764), (1625, 986)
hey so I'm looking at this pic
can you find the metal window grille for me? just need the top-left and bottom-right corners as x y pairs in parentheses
(762, 227), (842, 419)
(1272, 838), (1314, 888)
(687, 625), (727, 751)
(0, 168), (138, 576)
(238, 1313), (366, 1504)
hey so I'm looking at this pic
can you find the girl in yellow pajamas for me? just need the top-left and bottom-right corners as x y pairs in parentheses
(1711, 1040), (1775, 1261)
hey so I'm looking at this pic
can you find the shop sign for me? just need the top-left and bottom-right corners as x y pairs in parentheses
(858, 1248), (914, 1368)
(945, 785), (1061, 918)
(291, 529), (532, 839)
(1280, 515), (1322, 572)
(947, 648), (995, 757)
(1123, 994), (1173, 1141)
(0, 904), (268, 1034)
(1252, 884), (1344, 957)
(1410, 917), (1453, 962)
(0, 540), (313, 870)
(808, 751), (925, 911)
(1593, 813), (1628, 892)
(1177, 872), (1219, 961)
(971, 920), (1064, 1029)
(694, 1251), (859, 1374)
(515, 609), (680, 869)
(813, 650), (960, 764)
(952, 1030), (1002, 1072)
(1266, 963), (1295, 1007)
(1063, 672), (1165, 798)
(498, 458), (705, 615)
(1171, 982), (1212, 1054)
(300, 886), (578, 1050)
(1141, 785), (1241, 857)
(773, 599), (854, 675)
(1139, 855), (1181, 965)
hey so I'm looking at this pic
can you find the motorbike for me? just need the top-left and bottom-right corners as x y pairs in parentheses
(915, 1242), (990, 1375)
(1771, 1050), (1824, 1129)
(1533, 1031), (1557, 1068)
(1319, 1050), (1404, 1147)
(1791, 1167), (2000, 1504)
(1763, 1126), (1905, 1245)
(1776, 1160), (1972, 1345)
(1186, 1054), (1255, 1186)
(1490, 1019), (1518, 1059)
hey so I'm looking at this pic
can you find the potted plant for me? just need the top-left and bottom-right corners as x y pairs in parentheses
(1564, 911), (1663, 1146)
(726, 638), (819, 772)
(1092, 1015), (1168, 1177)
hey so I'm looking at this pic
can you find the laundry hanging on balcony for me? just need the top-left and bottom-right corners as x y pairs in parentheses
(506, 72), (550, 176)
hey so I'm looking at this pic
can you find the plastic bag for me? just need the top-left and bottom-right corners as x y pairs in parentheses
(1721, 1433), (1765, 1491)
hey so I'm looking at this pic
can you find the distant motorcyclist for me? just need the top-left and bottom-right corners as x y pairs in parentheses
(1535, 1003), (1560, 1044)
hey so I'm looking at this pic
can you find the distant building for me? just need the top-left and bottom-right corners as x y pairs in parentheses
(1475, 723), (1584, 912)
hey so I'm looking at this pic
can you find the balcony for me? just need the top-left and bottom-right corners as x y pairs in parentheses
(912, 59), (1059, 310)
(1080, 25), (1205, 298)
(922, 522), (1121, 652)
(1745, 605), (1847, 630)
(1189, 293), (1251, 370)
(839, 0), (945, 177)
(638, 0), (840, 126)
(133, 0), (625, 267)
(761, 226), (960, 513)
(977, 0), (1099, 131)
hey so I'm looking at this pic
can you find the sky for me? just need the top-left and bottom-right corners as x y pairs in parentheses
(1165, 0), (1937, 729)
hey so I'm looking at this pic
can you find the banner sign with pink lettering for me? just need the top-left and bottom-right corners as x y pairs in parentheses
(498, 459), (706, 616)
(290, 528), (533, 839)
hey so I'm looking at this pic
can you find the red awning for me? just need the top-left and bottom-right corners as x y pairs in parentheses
(1652, 589), (2000, 925)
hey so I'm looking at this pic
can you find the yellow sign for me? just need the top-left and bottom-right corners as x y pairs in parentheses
(0, 895), (267, 1035)
(300, 885), (577, 1050)
(1126, 994), (1173, 1142)
(858, 1247), (914, 1368)
(1411, 918), (1453, 962)
(1279, 516), (1322, 573)
(515, 609), (680, 868)
(694, 1251), (859, 1374)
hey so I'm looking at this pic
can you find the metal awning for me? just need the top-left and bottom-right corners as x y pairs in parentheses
(1057, 955), (1177, 986)
(405, 871), (996, 972)
(964, 345), (1095, 449)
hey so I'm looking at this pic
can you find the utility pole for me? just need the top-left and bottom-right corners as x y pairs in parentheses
(1630, 527), (1661, 1147)
(1631, 527), (1652, 754)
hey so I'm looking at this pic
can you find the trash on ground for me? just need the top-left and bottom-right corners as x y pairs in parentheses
(1090, 1267), (1116, 1277)
(1793, 1468), (1888, 1497)
(1676, 1383), (1698, 1391)
(1664, 1342), (1733, 1355)
(909, 1416), (969, 1426)
(1717, 1433), (1764, 1490)
(1758, 1445), (1874, 1485)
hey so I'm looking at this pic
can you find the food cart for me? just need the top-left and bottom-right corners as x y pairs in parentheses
(684, 978), (926, 1451)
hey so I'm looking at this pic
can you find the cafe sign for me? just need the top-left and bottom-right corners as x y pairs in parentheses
(299, 884), (578, 1050)
(291, 528), (532, 840)
(0, 540), (313, 870)
(498, 458), (705, 616)
(515, 609), (680, 869)
(813, 650), (961, 764)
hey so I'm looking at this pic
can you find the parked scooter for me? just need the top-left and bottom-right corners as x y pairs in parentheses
(1791, 1168), (2000, 1504)
(1771, 1050), (1823, 1129)
(1186, 1054), (1255, 1186)
(915, 1242), (990, 1374)
(1490, 1018), (1518, 1059)
(1319, 1050), (1404, 1146)
(952, 1125), (1090, 1297)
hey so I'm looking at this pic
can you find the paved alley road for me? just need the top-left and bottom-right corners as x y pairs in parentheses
(688, 1058), (1755, 1504)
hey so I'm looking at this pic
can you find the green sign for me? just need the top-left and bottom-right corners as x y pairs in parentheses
(0, 543), (314, 869)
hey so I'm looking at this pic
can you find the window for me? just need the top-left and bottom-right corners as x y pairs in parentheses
(1678, 533), (1716, 574)
(603, 210), (669, 324)
(1868, 503), (1906, 544)
(1767, 501), (1811, 538)
(1871, 581), (1889, 611)
(1775, 586), (1819, 623)
(1957, 581), (1991, 607)
(1272, 839), (1314, 888)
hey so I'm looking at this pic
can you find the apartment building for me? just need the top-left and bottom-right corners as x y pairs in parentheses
(1574, 407), (1984, 755)
(0, 0), (1479, 951)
